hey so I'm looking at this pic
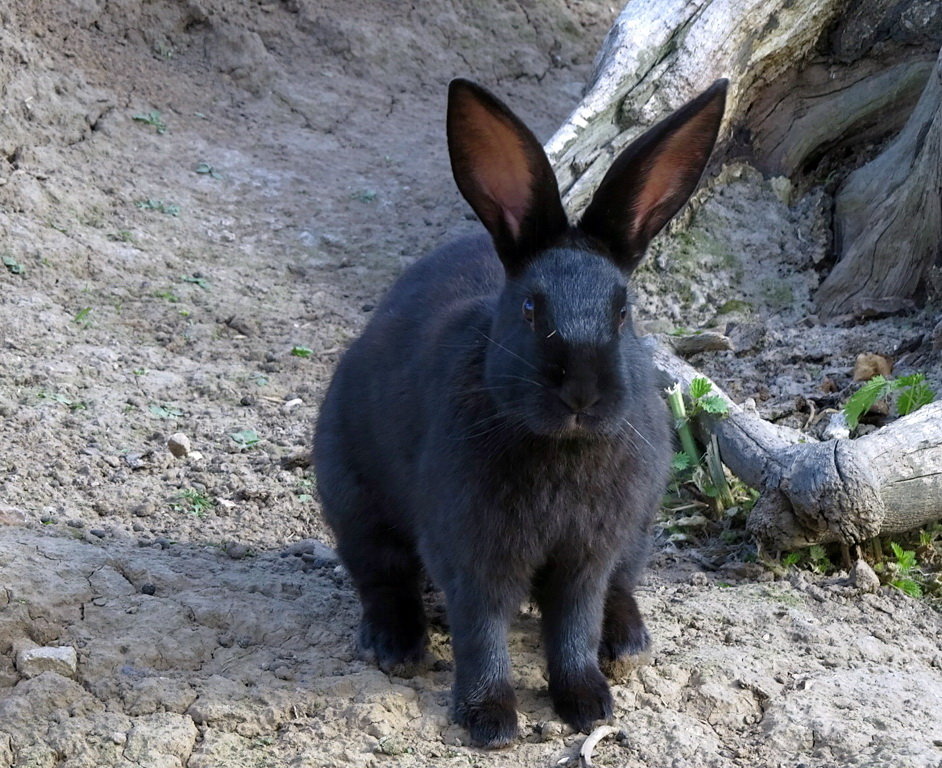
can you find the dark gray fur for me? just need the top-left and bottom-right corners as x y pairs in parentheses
(314, 78), (727, 748)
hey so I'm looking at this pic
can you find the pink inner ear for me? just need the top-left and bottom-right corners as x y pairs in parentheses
(462, 99), (533, 241)
(630, 110), (718, 239)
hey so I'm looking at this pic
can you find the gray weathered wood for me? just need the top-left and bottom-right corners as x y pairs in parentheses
(815, 45), (942, 318)
(645, 338), (942, 550)
(545, 0), (847, 216)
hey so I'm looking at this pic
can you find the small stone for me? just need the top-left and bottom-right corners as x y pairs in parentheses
(821, 411), (850, 441)
(167, 433), (191, 458)
(111, 732), (127, 745)
(67, 519), (85, 529)
(852, 353), (892, 382)
(689, 572), (710, 587)
(850, 559), (881, 594)
(16, 646), (78, 678)
(0, 506), (28, 526)
(89, 528), (107, 539)
(282, 398), (303, 411)
(240, 395), (257, 407)
(537, 720), (563, 740)
(141, 584), (157, 596)
(132, 501), (156, 517)
(225, 543), (248, 560)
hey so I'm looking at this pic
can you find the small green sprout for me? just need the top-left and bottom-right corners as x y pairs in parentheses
(132, 110), (167, 134)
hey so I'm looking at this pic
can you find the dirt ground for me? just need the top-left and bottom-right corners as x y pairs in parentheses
(1, 2), (941, 767)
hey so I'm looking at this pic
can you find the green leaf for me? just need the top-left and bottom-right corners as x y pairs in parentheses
(671, 452), (693, 472)
(2, 255), (24, 275)
(843, 376), (892, 430)
(782, 552), (802, 567)
(889, 541), (904, 561)
(891, 578), (923, 598)
(148, 403), (183, 419)
(690, 377), (712, 400)
(896, 373), (934, 417)
(290, 345), (313, 358)
(698, 395), (729, 415)
(230, 428), (260, 449)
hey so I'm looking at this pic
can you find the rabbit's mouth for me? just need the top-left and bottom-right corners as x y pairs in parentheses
(537, 410), (608, 439)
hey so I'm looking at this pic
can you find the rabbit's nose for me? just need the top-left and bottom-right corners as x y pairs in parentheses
(558, 382), (601, 414)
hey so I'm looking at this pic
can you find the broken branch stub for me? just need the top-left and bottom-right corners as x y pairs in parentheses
(645, 338), (942, 550)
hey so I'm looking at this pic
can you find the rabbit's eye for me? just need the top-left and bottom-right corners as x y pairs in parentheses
(522, 297), (535, 327)
(618, 305), (628, 327)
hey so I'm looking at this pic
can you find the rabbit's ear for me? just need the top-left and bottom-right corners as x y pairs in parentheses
(579, 79), (728, 274)
(448, 79), (568, 275)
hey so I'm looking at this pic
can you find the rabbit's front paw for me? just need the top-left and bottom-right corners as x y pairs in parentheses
(358, 618), (427, 677)
(550, 667), (613, 733)
(454, 684), (519, 748)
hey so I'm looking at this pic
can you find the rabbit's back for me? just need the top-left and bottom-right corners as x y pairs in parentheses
(314, 233), (501, 528)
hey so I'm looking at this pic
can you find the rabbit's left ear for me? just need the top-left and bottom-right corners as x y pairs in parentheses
(448, 79), (568, 276)
(580, 80), (728, 274)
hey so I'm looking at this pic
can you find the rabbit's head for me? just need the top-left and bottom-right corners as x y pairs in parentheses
(448, 79), (727, 437)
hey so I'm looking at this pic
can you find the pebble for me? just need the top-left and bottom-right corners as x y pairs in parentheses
(89, 528), (107, 539)
(536, 720), (563, 740)
(849, 559), (881, 593)
(167, 433), (191, 458)
(224, 542), (249, 560)
(140, 584), (157, 596)
(16, 645), (78, 679)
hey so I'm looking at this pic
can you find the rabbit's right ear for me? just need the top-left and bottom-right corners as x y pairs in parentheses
(448, 79), (568, 275)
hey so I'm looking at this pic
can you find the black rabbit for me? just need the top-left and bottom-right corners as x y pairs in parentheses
(315, 78), (727, 748)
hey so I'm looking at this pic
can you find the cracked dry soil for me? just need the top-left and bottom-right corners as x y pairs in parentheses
(1, 2), (941, 767)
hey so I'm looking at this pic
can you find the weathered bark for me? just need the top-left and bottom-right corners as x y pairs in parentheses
(545, 0), (849, 215)
(645, 338), (942, 550)
(815, 44), (942, 317)
(745, 0), (942, 178)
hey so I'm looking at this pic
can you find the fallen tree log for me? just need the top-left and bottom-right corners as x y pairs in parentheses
(646, 338), (942, 551)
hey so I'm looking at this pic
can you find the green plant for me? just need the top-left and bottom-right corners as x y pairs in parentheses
(350, 188), (377, 203)
(665, 379), (745, 515)
(148, 403), (183, 419)
(290, 345), (313, 358)
(2, 255), (24, 275)
(37, 391), (87, 411)
(230, 428), (260, 450)
(172, 489), (213, 518)
(844, 373), (935, 429)
(180, 274), (209, 290)
(132, 110), (167, 134)
(135, 199), (180, 216)
(193, 162), (221, 179)
(73, 307), (93, 328)
(778, 544), (834, 574)
(667, 378), (729, 472)
(885, 541), (922, 598)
